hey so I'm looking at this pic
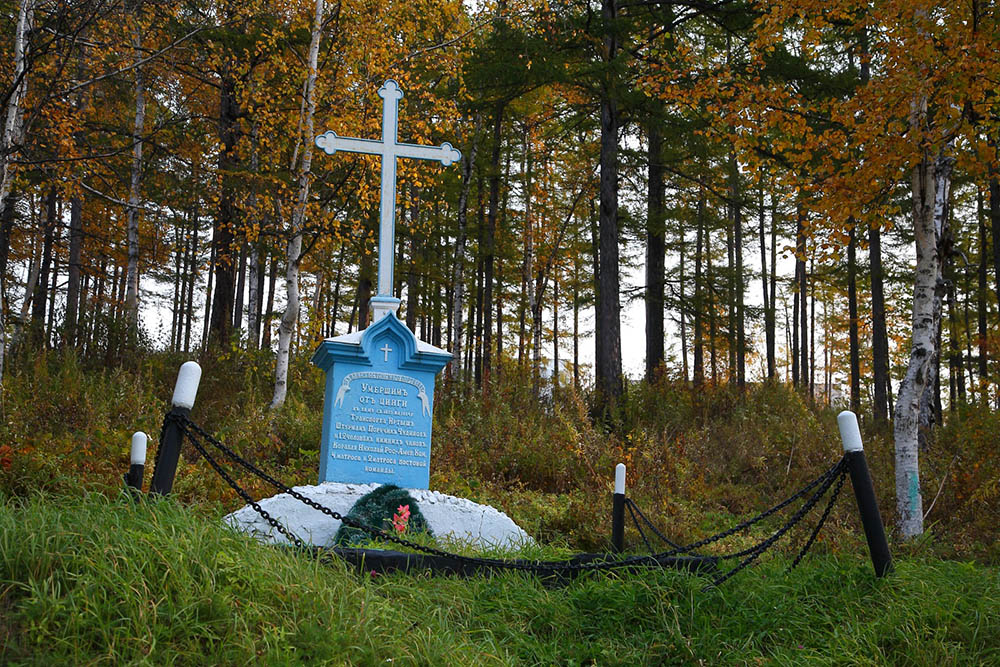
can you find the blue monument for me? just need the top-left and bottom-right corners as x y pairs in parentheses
(311, 80), (457, 488)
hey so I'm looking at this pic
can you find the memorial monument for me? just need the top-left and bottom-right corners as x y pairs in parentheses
(227, 79), (531, 548)
(311, 79), (455, 488)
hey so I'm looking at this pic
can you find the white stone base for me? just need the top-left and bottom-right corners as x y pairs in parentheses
(225, 482), (534, 550)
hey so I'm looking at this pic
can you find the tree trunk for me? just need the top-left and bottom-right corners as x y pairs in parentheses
(405, 201), (419, 333)
(234, 243), (247, 333)
(482, 105), (504, 387)
(848, 220), (860, 414)
(760, 185), (774, 379)
(707, 214), (717, 383)
(977, 187), (989, 388)
(726, 200), (735, 382)
(184, 210), (197, 353)
(769, 191), (778, 378)
(0, 0), (33, 231)
(0, 0), (33, 386)
(573, 254), (580, 389)
(798, 215), (808, 392)
(947, 254), (965, 406)
(247, 243), (261, 348)
(693, 183), (705, 386)
(521, 128), (534, 367)
(645, 121), (665, 380)
(595, 0), (623, 416)
(124, 11), (146, 330)
(679, 221), (688, 383)
(917, 144), (955, 445)
(358, 242), (373, 330)
(271, 0), (324, 410)
(860, 29), (890, 421)
(730, 149), (745, 387)
(329, 248), (344, 337)
(64, 196), (84, 347)
(246, 121), (261, 349)
(589, 197), (602, 382)
(450, 118), (479, 379)
(202, 236), (216, 348)
(12, 218), (41, 349)
(990, 168), (1000, 309)
(792, 265), (799, 387)
(171, 224), (182, 351)
(553, 272), (560, 390)
(893, 103), (946, 539)
(32, 189), (57, 341)
(209, 62), (240, 346)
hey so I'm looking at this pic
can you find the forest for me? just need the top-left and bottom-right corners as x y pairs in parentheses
(1, 0), (999, 547)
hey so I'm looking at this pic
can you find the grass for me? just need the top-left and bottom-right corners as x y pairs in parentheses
(2, 492), (998, 665)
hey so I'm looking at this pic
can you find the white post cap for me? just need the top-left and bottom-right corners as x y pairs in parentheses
(837, 410), (864, 453)
(130, 431), (148, 465)
(171, 361), (202, 409)
(614, 463), (626, 495)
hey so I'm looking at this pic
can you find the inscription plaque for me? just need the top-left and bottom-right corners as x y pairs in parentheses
(312, 313), (450, 488)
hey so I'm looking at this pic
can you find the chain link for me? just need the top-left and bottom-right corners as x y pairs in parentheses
(787, 465), (848, 572)
(625, 498), (686, 551)
(625, 498), (656, 553)
(705, 459), (847, 588)
(172, 414), (848, 581)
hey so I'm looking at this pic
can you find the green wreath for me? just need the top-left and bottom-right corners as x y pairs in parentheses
(334, 484), (433, 547)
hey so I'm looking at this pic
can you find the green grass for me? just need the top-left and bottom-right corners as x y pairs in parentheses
(2, 493), (998, 665)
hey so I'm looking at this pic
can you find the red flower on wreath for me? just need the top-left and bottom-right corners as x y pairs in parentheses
(391, 504), (410, 534)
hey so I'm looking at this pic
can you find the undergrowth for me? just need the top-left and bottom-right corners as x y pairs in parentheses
(0, 347), (997, 563)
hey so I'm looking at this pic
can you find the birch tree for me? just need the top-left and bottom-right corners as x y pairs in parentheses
(270, 0), (325, 410)
(0, 0), (35, 384)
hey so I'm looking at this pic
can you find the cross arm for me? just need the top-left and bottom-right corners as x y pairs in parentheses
(394, 141), (461, 166)
(315, 131), (386, 157)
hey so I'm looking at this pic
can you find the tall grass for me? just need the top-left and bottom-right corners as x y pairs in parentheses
(1, 493), (997, 665)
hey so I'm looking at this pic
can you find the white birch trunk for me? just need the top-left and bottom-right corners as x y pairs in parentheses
(248, 244), (260, 348)
(124, 15), (146, 324)
(893, 94), (942, 539)
(271, 0), (324, 410)
(917, 141), (955, 441)
(0, 0), (33, 210)
(0, 0), (35, 385)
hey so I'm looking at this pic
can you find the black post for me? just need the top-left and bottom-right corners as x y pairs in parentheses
(125, 464), (144, 491)
(124, 431), (147, 495)
(150, 406), (191, 496)
(611, 463), (625, 553)
(150, 362), (202, 496)
(838, 411), (893, 577)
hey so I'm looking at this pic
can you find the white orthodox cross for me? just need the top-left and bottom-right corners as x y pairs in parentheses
(380, 343), (393, 362)
(315, 80), (461, 321)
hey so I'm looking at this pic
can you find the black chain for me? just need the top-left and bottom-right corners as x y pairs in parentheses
(176, 416), (672, 574)
(625, 498), (686, 551)
(177, 417), (309, 550)
(625, 498), (655, 553)
(172, 414), (848, 580)
(787, 465), (848, 572)
(706, 458), (847, 588)
(645, 458), (845, 561)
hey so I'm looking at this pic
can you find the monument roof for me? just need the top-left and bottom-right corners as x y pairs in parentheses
(320, 328), (449, 356)
(311, 313), (451, 374)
